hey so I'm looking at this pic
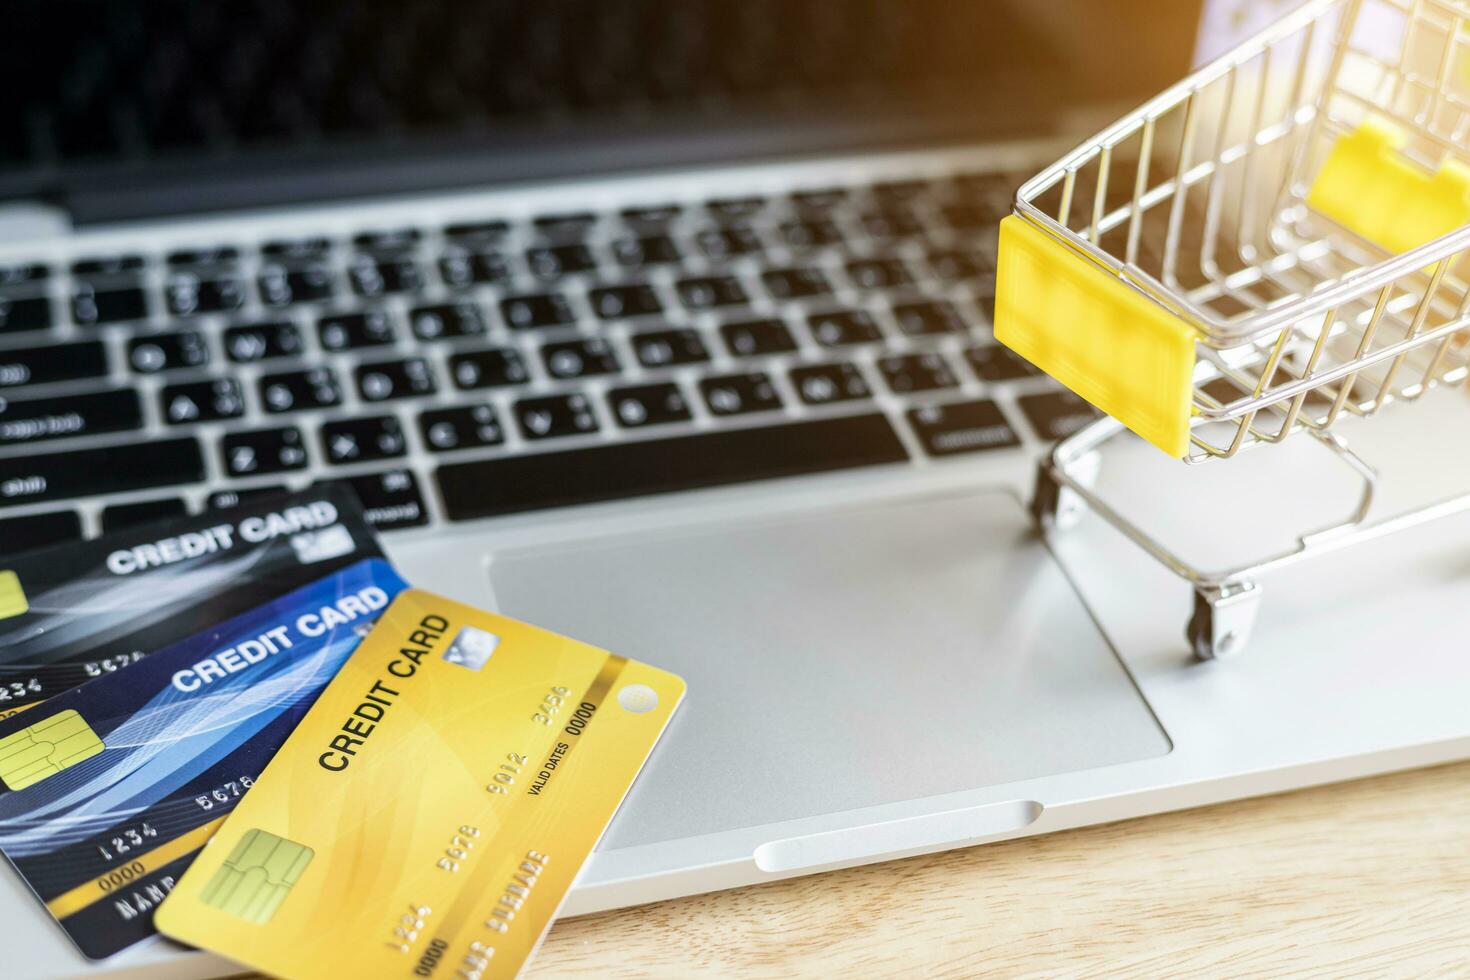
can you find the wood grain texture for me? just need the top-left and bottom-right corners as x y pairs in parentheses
(526, 761), (1470, 978)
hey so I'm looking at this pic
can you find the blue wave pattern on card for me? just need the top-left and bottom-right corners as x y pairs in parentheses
(0, 557), (407, 960)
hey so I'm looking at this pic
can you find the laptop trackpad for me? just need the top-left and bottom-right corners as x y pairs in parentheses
(486, 488), (1170, 848)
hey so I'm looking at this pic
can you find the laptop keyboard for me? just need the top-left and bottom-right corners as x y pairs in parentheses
(0, 167), (1085, 551)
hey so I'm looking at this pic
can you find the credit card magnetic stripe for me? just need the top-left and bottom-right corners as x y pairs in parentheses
(0, 558), (408, 961)
(156, 590), (686, 980)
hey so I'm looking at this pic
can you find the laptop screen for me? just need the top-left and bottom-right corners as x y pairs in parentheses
(3, 1), (1208, 221)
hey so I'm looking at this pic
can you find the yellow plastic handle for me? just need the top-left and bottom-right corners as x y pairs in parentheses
(994, 215), (1197, 457)
(1307, 117), (1470, 257)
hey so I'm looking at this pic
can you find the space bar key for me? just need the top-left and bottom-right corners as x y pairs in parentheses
(436, 414), (909, 520)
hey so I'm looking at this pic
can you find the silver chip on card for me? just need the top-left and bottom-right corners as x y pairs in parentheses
(289, 525), (355, 564)
(443, 626), (499, 671)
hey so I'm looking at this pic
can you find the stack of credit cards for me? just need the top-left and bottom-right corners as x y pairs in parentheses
(0, 485), (381, 717)
(0, 489), (686, 977)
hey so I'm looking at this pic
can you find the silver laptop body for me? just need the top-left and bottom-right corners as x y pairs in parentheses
(5, 3), (1470, 976)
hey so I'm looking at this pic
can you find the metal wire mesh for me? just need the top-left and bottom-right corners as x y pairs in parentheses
(1015, 0), (1470, 461)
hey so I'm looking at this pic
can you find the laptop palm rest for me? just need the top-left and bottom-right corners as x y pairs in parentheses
(484, 488), (1170, 853)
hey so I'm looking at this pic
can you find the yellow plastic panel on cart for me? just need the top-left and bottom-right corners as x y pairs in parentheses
(994, 214), (1196, 457)
(1307, 117), (1470, 256)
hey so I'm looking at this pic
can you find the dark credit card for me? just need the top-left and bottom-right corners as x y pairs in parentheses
(0, 485), (383, 716)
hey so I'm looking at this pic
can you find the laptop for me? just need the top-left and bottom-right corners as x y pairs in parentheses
(9, 1), (1470, 976)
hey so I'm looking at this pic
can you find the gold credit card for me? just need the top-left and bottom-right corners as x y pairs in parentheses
(156, 589), (685, 979)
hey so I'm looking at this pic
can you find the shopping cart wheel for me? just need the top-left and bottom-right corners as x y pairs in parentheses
(1187, 582), (1261, 661)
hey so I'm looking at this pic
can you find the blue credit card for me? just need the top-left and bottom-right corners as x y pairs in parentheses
(0, 557), (408, 961)
(0, 485), (384, 716)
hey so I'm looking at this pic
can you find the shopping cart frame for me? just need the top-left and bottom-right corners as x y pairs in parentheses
(1003, 0), (1470, 658)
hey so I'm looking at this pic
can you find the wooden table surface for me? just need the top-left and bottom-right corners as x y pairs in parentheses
(527, 760), (1470, 977)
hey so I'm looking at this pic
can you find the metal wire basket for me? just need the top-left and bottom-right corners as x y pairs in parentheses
(994, 0), (1470, 659)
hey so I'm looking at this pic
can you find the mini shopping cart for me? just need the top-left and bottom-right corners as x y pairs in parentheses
(995, 0), (1470, 659)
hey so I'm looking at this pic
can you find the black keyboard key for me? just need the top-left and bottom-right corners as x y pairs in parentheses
(928, 249), (993, 282)
(101, 498), (188, 532)
(321, 416), (407, 465)
(410, 303), (486, 341)
(791, 188), (848, 211)
(965, 344), (1041, 382)
(72, 284), (148, 325)
(975, 287), (996, 324)
(542, 338), (620, 380)
(878, 353), (959, 393)
(356, 358), (437, 402)
(439, 249), (510, 289)
(164, 272), (245, 316)
(907, 400), (1020, 456)
(632, 329), (710, 368)
(607, 383), (692, 428)
(261, 238), (332, 260)
(349, 254), (422, 297)
(780, 219), (844, 248)
(620, 205), (682, 226)
(221, 426), (309, 476)
(206, 485), (286, 510)
(0, 295), (52, 334)
(352, 228), (421, 252)
(871, 180), (930, 204)
(72, 255), (145, 276)
(437, 414), (907, 520)
(846, 258), (913, 290)
(533, 213), (597, 239)
(611, 235), (682, 269)
(443, 221), (509, 243)
(515, 393), (599, 440)
(1019, 390), (1101, 440)
(160, 378), (246, 425)
(319, 468), (428, 531)
(700, 372), (782, 416)
(167, 246), (238, 267)
(128, 331), (209, 374)
(501, 293), (574, 330)
(695, 227), (762, 259)
(318, 310), (397, 351)
(258, 262), (334, 306)
(224, 321), (303, 363)
(809, 310), (883, 347)
(789, 362), (871, 405)
(448, 348), (529, 390)
(706, 196), (765, 220)
(0, 389), (141, 446)
(589, 283), (662, 319)
(0, 264), (49, 287)
(0, 341), (107, 388)
(893, 300), (966, 337)
(0, 509), (81, 554)
(419, 404), (504, 452)
(721, 317), (797, 357)
(677, 276), (748, 310)
(762, 267), (831, 300)
(860, 209), (924, 239)
(526, 244), (596, 280)
(260, 368), (342, 413)
(0, 437), (203, 509)
(939, 203), (994, 231)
